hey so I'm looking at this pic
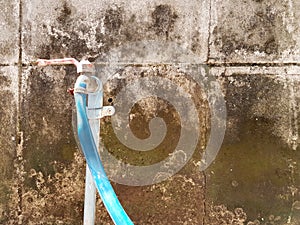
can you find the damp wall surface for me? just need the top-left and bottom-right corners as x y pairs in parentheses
(0, 0), (300, 224)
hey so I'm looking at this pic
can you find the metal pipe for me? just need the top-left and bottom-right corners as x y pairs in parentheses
(83, 161), (96, 225)
(83, 75), (102, 225)
(74, 75), (133, 225)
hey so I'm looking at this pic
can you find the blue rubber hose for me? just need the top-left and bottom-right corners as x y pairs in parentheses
(74, 79), (133, 225)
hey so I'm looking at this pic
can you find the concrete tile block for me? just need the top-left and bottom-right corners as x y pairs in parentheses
(19, 65), (84, 224)
(21, 66), (77, 172)
(209, 0), (300, 63)
(22, 0), (209, 63)
(206, 66), (300, 224)
(0, 0), (19, 64)
(99, 63), (207, 224)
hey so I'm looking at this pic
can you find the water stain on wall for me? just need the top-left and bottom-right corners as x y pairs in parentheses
(206, 73), (300, 224)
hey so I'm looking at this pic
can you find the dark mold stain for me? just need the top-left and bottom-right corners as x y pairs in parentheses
(213, 4), (295, 56)
(223, 74), (283, 120)
(37, 1), (94, 60)
(104, 7), (123, 34)
(0, 73), (15, 158)
(56, 1), (72, 25)
(191, 31), (201, 53)
(95, 6), (126, 53)
(264, 36), (278, 55)
(36, 5), (128, 61)
(220, 72), (295, 153)
(29, 3), (181, 61)
(151, 4), (178, 39)
(0, 74), (11, 86)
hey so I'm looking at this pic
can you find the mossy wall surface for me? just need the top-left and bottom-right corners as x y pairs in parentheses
(1, 0), (300, 224)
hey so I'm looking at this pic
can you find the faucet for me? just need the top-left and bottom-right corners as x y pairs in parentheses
(37, 58), (133, 225)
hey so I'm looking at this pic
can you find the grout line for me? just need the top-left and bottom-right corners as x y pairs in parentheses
(17, 2), (22, 130)
(203, 1), (212, 222)
(207, 62), (300, 67)
(202, 171), (207, 225)
(16, 0), (24, 224)
(0, 63), (13, 67)
(206, 0), (212, 64)
(22, 62), (300, 67)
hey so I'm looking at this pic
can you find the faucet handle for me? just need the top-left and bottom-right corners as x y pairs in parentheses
(37, 58), (79, 67)
(36, 58), (94, 74)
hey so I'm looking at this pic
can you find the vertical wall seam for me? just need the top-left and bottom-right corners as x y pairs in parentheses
(206, 0), (212, 63)
(16, 0), (24, 224)
(203, 1), (213, 223)
(202, 171), (207, 225)
(17, 1), (22, 137)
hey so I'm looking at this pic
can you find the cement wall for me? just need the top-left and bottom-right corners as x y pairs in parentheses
(0, 0), (300, 224)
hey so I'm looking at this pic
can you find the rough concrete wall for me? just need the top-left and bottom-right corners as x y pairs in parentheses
(0, 0), (299, 225)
